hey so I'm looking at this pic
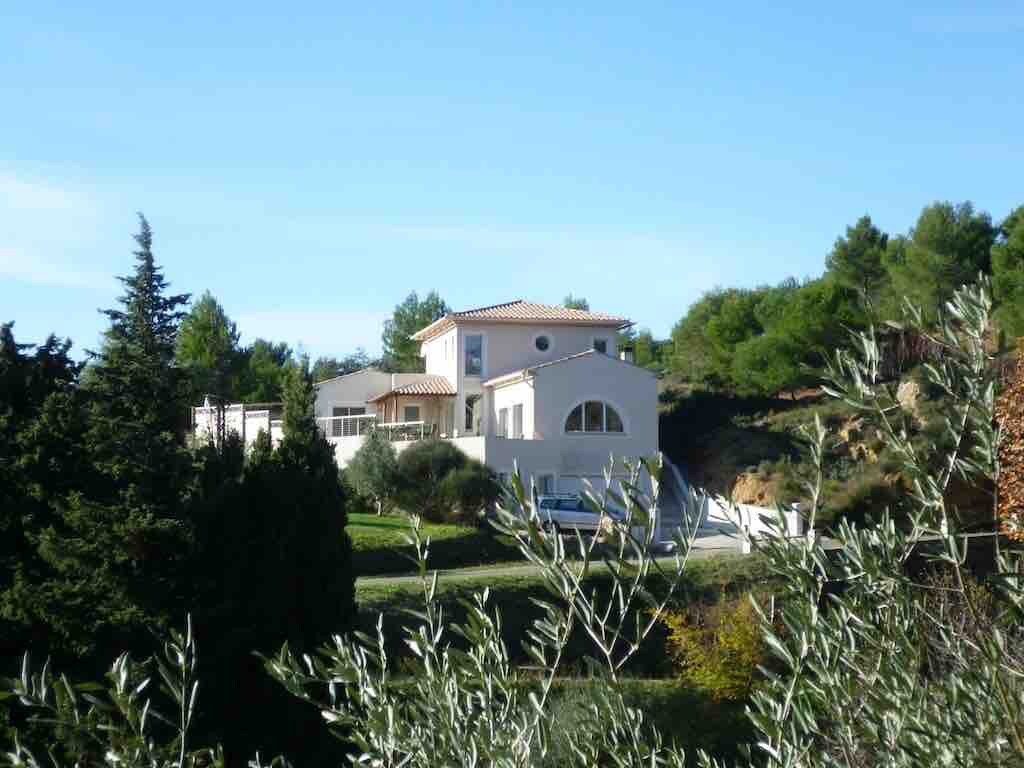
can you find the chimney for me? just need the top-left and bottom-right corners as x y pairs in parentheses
(620, 347), (634, 364)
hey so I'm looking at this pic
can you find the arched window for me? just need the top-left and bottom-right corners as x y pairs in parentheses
(565, 401), (624, 433)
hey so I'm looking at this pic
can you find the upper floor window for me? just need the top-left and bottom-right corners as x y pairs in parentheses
(534, 334), (551, 352)
(565, 401), (624, 434)
(465, 334), (483, 376)
(592, 338), (608, 355)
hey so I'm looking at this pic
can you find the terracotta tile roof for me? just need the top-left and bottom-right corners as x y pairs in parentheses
(367, 374), (456, 402)
(411, 300), (630, 341)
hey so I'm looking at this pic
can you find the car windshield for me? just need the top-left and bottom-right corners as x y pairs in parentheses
(538, 496), (594, 513)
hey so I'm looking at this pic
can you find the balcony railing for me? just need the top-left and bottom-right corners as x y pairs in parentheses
(316, 414), (377, 438)
(315, 415), (437, 442)
(379, 420), (436, 442)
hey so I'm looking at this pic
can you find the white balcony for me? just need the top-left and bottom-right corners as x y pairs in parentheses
(314, 415), (439, 443)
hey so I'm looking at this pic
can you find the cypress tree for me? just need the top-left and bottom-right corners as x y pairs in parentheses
(193, 358), (354, 765)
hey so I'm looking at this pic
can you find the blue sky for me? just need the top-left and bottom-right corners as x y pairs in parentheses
(2, 2), (1022, 359)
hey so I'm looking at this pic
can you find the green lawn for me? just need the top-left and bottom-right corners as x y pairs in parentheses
(356, 553), (772, 677)
(348, 512), (523, 577)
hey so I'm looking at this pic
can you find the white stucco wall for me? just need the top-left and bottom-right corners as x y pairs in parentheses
(314, 369), (391, 418)
(429, 321), (619, 438)
(454, 323), (619, 383)
(490, 378), (535, 439)
(422, 326), (458, 386)
(482, 353), (658, 488)
(530, 353), (656, 448)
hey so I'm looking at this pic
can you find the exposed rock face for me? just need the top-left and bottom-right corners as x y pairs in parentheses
(837, 416), (878, 463)
(838, 417), (865, 443)
(730, 472), (778, 506)
(896, 379), (922, 419)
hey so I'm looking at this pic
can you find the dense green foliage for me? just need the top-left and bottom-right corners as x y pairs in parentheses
(3, 216), (193, 668)
(381, 290), (449, 372)
(666, 200), (1021, 396)
(563, 294), (590, 310)
(176, 291), (294, 404)
(190, 359), (354, 764)
(177, 292), (374, 404)
(176, 290), (241, 401)
(310, 348), (371, 382)
(884, 201), (995, 317)
(394, 438), (501, 523)
(0, 218), (355, 767)
(993, 206), (1024, 337)
(345, 425), (400, 515)
(824, 214), (888, 307)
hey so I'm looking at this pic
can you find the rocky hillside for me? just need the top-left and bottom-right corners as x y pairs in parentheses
(657, 363), (996, 528)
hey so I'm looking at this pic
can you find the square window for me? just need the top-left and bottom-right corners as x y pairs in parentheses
(403, 405), (420, 422)
(593, 338), (608, 354)
(332, 406), (367, 436)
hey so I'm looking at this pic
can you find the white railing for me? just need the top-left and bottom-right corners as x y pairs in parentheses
(314, 416), (438, 442)
(378, 420), (434, 441)
(316, 414), (378, 438)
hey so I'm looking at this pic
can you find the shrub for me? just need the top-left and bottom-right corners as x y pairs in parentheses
(827, 469), (905, 527)
(437, 461), (501, 524)
(345, 426), (400, 515)
(660, 594), (765, 702)
(394, 438), (469, 521)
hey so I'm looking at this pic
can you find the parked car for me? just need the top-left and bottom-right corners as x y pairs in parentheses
(535, 493), (624, 533)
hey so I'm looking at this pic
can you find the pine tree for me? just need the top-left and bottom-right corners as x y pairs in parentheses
(381, 291), (448, 372)
(993, 206), (1024, 337)
(825, 214), (889, 308)
(176, 290), (242, 402)
(8, 216), (193, 666)
(85, 214), (190, 502)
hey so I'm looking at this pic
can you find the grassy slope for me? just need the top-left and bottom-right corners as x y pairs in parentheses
(356, 553), (771, 676)
(349, 512), (522, 577)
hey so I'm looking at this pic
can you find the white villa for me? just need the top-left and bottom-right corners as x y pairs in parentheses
(194, 299), (657, 496)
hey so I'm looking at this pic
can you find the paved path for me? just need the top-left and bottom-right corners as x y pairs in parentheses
(357, 534), (743, 588)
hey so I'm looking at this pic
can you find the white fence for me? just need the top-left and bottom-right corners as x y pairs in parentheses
(194, 404), (440, 458)
(702, 495), (803, 539)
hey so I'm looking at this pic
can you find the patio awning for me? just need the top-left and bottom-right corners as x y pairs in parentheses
(367, 375), (456, 402)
